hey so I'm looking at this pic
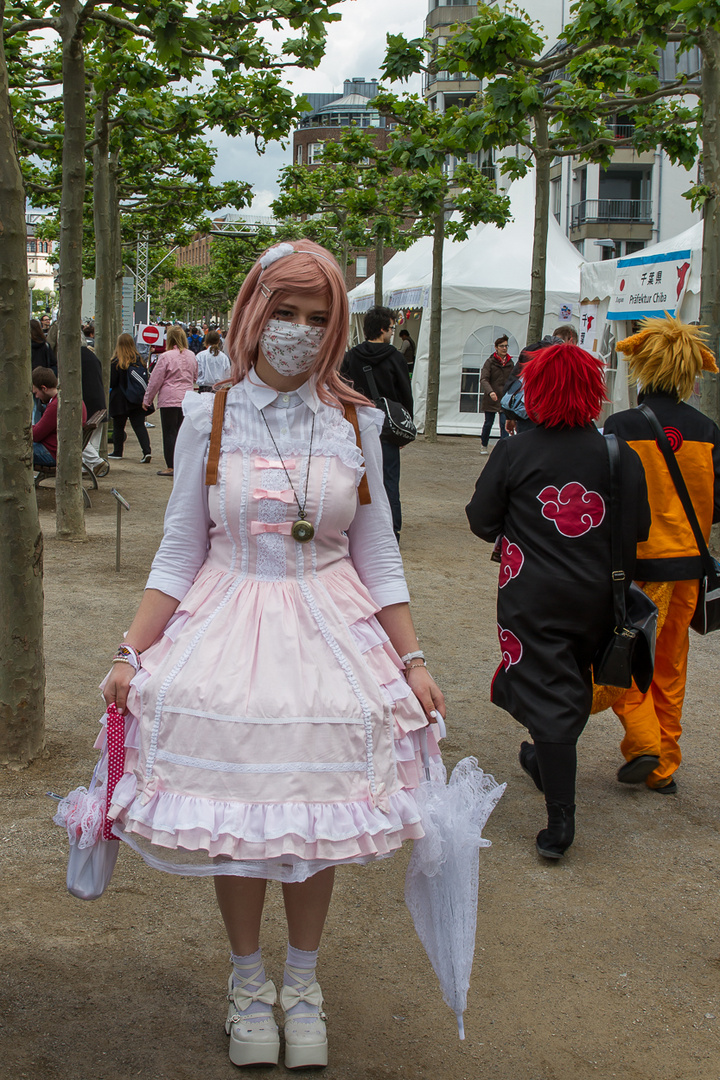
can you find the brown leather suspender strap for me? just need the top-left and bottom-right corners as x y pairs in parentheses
(345, 403), (372, 506)
(205, 387), (229, 486)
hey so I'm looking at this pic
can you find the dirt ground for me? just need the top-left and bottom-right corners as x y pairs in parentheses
(2, 428), (720, 1080)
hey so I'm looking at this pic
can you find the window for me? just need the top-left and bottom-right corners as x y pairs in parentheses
(307, 143), (324, 164)
(296, 144), (303, 164)
(355, 256), (368, 278)
(551, 179), (561, 223)
(460, 326), (520, 413)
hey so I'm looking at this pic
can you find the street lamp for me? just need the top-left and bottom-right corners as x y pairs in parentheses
(28, 276), (37, 313)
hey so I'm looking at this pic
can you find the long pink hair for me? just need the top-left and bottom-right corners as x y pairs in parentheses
(224, 239), (368, 411)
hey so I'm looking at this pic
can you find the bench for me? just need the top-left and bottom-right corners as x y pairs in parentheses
(34, 409), (108, 509)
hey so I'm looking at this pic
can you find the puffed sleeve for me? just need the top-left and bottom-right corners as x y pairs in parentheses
(346, 407), (411, 607)
(144, 392), (214, 600)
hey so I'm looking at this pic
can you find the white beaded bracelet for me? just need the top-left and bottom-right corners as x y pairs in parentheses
(401, 650), (425, 665)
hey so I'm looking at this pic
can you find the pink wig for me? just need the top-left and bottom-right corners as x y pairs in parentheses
(224, 239), (368, 411)
(523, 344), (607, 428)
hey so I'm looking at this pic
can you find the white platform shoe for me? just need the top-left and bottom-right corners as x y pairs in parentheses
(225, 973), (280, 1067)
(280, 978), (328, 1069)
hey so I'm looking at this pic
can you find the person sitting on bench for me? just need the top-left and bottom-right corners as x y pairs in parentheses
(32, 367), (86, 467)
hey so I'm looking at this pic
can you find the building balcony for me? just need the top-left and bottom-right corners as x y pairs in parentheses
(571, 198), (653, 227)
(426, 5), (478, 30)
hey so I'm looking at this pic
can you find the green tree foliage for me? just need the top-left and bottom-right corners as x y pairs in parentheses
(383, 3), (701, 341)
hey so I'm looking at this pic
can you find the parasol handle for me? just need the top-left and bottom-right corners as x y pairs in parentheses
(456, 1013), (465, 1040)
(419, 727), (431, 782)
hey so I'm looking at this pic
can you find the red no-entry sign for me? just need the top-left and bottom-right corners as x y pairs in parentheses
(141, 324), (162, 344)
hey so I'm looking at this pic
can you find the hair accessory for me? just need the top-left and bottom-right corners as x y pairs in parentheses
(259, 243), (296, 271)
(259, 283), (272, 299)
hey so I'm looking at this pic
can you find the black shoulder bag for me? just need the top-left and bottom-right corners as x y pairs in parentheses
(594, 434), (658, 692)
(362, 364), (416, 447)
(639, 404), (720, 635)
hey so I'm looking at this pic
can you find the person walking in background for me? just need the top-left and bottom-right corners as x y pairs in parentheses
(30, 319), (57, 375)
(187, 325), (204, 355)
(398, 329), (416, 373)
(341, 305), (414, 541)
(604, 316), (720, 795)
(108, 333), (153, 463)
(467, 344), (650, 859)
(552, 324), (579, 345)
(196, 330), (230, 391)
(479, 335), (514, 454)
(142, 324), (198, 477)
(80, 344), (109, 476)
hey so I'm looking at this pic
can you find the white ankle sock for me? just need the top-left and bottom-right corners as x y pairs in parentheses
(230, 949), (273, 1022)
(283, 944), (321, 1020)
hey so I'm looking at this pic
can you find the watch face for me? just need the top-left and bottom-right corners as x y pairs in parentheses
(291, 519), (315, 544)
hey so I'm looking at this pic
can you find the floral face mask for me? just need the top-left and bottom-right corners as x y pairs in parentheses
(259, 319), (325, 377)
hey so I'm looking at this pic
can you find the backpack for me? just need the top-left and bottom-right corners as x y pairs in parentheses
(122, 361), (149, 405)
(501, 375), (528, 421)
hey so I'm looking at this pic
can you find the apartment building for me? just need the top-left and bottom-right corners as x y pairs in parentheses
(423, 1), (702, 261)
(291, 77), (398, 290)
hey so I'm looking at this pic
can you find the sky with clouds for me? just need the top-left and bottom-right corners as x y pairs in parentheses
(208, 0), (427, 215)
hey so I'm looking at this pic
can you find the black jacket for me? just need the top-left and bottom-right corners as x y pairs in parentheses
(341, 342), (414, 432)
(31, 338), (57, 375)
(81, 346), (106, 415)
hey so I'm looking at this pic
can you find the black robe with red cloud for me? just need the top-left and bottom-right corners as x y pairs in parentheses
(466, 424), (651, 744)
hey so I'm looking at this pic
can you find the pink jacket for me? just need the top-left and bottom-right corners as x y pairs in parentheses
(144, 348), (198, 408)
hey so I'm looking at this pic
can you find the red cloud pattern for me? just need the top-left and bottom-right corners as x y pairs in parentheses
(499, 537), (524, 588)
(537, 482), (605, 537)
(498, 625), (523, 669)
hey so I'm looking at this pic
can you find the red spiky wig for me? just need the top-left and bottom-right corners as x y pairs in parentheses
(523, 344), (607, 428)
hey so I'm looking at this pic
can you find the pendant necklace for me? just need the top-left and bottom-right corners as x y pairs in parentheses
(260, 408), (316, 543)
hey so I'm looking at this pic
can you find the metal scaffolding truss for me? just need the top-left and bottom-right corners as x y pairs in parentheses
(135, 234), (149, 303)
(209, 215), (280, 238)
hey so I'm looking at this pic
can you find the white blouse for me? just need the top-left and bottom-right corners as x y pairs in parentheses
(146, 374), (411, 609)
(196, 348), (231, 386)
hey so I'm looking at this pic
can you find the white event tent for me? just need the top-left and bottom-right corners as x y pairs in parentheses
(348, 173), (584, 434)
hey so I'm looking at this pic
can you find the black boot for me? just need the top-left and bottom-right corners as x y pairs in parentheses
(536, 803), (575, 860)
(519, 742), (544, 792)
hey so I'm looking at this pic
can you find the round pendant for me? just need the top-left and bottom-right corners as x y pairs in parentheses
(291, 518), (315, 543)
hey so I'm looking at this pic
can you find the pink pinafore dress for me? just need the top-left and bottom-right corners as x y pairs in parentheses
(100, 381), (438, 882)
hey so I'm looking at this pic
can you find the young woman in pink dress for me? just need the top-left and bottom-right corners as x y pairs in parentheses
(102, 241), (445, 1070)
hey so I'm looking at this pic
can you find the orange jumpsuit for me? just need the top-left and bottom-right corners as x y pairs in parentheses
(604, 392), (720, 788)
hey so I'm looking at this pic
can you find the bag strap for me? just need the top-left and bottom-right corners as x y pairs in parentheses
(345, 403), (372, 505)
(205, 387), (229, 486)
(362, 364), (382, 403)
(604, 433), (628, 629)
(637, 403), (715, 576)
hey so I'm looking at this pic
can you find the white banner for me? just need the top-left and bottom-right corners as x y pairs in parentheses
(607, 249), (692, 321)
(579, 303), (599, 353)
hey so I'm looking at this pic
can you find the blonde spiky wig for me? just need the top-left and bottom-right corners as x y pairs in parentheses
(617, 314), (718, 401)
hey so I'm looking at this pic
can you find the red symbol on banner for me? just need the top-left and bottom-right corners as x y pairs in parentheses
(676, 262), (690, 301)
(619, 279), (625, 291)
(141, 325), (161, 344)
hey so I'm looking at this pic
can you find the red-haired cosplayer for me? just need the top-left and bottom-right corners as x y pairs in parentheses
(101, 241), (446, 1069)
(466, 344), (650, 859)
(604, 315), (720, 793)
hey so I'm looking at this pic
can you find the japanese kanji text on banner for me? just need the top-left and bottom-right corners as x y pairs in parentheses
(607, 250), (692, 321)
